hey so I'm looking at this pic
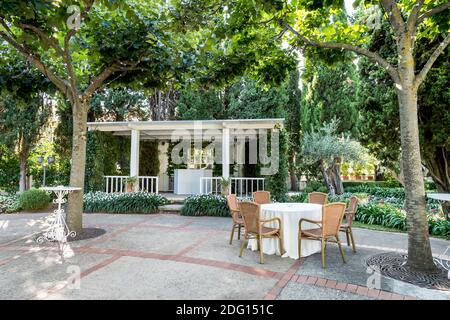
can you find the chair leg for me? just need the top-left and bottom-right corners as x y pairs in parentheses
(259, 236), (264, 264)
(298, 233), (302, 259)
(345, 229), (350, 247)
(321, 238), (326, 269)
(229, 223), (236, 245)
(349, 228), (356, 253)
(336, 235), (347, 264)
(239, 234), (247, 257)
(238, 224), (241, 240)
(279, 233), (285, 256)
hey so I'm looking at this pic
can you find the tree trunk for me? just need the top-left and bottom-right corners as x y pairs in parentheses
(288, 151), (299, 191)
(397, 84), (436, 272)
(66, 99), (88, 234)
(331, 157), (344, 194)
(320, 160), (335, 195)
(18, 138), (28, 193)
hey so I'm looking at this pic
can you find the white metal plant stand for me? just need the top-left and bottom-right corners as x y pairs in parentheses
(36, 186), (81, 244)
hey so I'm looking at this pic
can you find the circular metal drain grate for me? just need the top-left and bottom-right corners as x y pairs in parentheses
(67, 228), (106, 242)
(365, 252), (450, 291)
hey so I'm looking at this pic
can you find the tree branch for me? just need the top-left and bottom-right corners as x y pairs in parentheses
(19, 23), (65, 57)
(417, 2), (450, 25)
(0, 30), (71, 100)
(283, 22), (401, 84)
(380, 0), (406, 37)
(406, 0), (424, 34)
(415, 32), (450, 87)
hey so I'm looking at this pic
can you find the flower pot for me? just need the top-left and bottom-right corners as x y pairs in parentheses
(342, 175), (349, 180)
(368, 176), (374, 181)
(355, 175), (362, 181)
(127, 183), (134, 193)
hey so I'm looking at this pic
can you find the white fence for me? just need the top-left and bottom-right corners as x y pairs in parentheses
(200, 177), (265, 199)
(104, 176), (159, 194)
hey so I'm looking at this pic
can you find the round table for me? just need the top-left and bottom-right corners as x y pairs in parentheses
(248, 203), (323, 259)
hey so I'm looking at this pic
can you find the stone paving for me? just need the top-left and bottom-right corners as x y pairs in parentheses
(0, 212), (449, 300)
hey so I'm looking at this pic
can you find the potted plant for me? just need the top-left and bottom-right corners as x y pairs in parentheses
(220, 177), (230, 196)
(126, 176), (138, 193)
(354, 164), (363, 181)
(341, 163), (349, 180)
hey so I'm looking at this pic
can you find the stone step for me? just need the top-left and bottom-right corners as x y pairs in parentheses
(159, 204), (183, 213)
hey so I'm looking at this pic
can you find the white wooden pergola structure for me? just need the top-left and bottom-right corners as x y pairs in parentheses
(87, 119), (284, 197)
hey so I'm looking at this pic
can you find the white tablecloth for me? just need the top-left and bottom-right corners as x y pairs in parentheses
(248, 203), (323, 259)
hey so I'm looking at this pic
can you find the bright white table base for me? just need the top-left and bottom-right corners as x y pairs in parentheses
(248, 203), (323, 259)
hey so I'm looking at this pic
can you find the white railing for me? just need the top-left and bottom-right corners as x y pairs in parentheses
(231, 177), (265, 199)
(139, 176), (158, 194)
(200, 177), (222, 195)
(104, 176), (159, 194)
(200, 177), (265, 199)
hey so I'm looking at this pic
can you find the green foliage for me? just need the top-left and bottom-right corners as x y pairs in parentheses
(0, 193), (21, 213)
(18, 189), (51, 211)
(139, 141), (160, 176)
(303, 180), (327, 193)
(356, 202), (450, 237)
(345, 185), (405, 199)
(85, 131), (127, 192)
(180, 194), (229, 217)
(266, 129), (289, 202)
(0, 144), (19, 192)
(343, 181), (402, 189)
(83, 192), (168, 214)
(302, 120), (368, 166)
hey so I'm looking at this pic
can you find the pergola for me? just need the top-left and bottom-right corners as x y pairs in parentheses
(87, 119), (284, 195)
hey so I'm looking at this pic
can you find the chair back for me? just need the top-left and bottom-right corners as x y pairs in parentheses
(239, 201), (261, 234)
(226, 194), (241, 222)
(253, 191), (271, 205)
(322, 203), (346, 237)
(308, 192), (328, 205)
(345, 196), (359, 226)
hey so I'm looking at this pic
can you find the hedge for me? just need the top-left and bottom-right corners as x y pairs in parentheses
(180, 194), (230, 217)
(83, 192), (168, 214)
(18, 189), (51, 211)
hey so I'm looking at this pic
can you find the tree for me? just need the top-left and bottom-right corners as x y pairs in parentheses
(0, 48), (52, 192)
(187, 0), (449, 272)
(356, 19), (450, 217)
(0, 0), (180, 233)
(302, 121), (368, 195)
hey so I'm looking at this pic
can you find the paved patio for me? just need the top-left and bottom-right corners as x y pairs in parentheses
(1, 213), (449, 300)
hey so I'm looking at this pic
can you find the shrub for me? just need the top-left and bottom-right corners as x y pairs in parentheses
(181, 194), (230, 217)
(343, 181), (402, 188)
(288, 193), (307, 203)
(18, 189), (51, 211)
(345, 186), (405, 199)
(0, 194), (21, 213)
(303, 180), (326, 193)
(356, 203), (407, 231)
(83, 192), (168, 214)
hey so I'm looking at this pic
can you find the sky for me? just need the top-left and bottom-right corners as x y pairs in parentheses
(345, 0), (355, 16)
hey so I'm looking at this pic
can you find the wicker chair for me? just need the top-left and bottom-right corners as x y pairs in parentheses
(227, 194), (244, 245)
(239, 201), (284, 264)
(298, 203), (347, 268)
(252, 191), (271, 205)
(308, 192), (328, 205)
(340, 196), (358, 252)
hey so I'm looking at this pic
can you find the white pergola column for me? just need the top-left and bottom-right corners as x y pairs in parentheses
(222, 127), (230, 179)
(130, 130), (140, 191)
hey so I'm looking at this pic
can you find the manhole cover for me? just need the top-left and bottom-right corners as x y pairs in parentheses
(67, 228), (106, 242)
(365, 252), (450, 291)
